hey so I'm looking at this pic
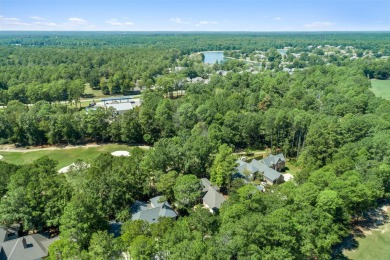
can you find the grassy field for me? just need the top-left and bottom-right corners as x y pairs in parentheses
(0, 144), (134, 170)
(82, 84), (106, 99)
(344, 221), (390, 260)
(370, 79), (390, 100)
(285, 161), (301, 175)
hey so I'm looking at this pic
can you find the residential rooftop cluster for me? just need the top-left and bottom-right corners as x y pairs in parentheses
(129, 153), (288, 227)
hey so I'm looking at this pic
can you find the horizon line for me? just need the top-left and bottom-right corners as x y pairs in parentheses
(1, 30), (390, 33)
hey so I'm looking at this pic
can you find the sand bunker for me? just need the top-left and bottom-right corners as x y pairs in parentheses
(111, 151), (130, 157)
(58, 162), (90, 173)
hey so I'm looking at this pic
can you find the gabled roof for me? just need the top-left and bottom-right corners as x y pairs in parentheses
(0, 229), (7, 243)
(132, 207), (162, 223)
(235, 159), (247, 167)
(236, 162), (262, 177)
(150, 196), (165, 208)
(234, 154), (284, 183)
(244, 164), (259, 174)
(263, 167), (282, 182)
(261, 157), (275, 168)
(202, 188), (226, 211)
(261, 154), (285, 168)
(159, 204), (178, 219)
(201, 178), (226, 211)
(130, 200), (149, 214)
(0, 234), (58, 260)
(0, 227), (18, 243)
(249, 159), (268, 172)
(256, 185), (265, 191)
(131, 196), (177, 224)
(201, 178), (219, 192)
(275, 153), (286, 162)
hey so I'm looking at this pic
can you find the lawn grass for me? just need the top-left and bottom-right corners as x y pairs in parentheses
(234, 149), (268, 160)
(370, 79), (390, 100)
(344, 221), (390, 260)
(285, 161), (301, 176)
(82, 84), (106, 99)
(0, 144), (134, 170)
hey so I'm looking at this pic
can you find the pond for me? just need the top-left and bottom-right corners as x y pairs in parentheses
(202, 51), (225, 64)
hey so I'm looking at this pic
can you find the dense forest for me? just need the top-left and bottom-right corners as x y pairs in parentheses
(1, 32), (390, 259)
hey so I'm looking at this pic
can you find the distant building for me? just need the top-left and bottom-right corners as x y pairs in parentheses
(91, 97), (142, 115)
(131, 196), (177, 224)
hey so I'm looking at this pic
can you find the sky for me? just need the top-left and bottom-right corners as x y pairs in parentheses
(0, 0), (389, 31)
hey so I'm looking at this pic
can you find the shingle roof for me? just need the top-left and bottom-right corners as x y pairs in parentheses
(236, 161), (264, 178)
(263, 167), (281, 182)
(201, 178), (212, 192)
(131, 196), (177, 224)
(0, 229), (6, 244)
(0, 234), (58, 260)
(261, 154), (285, 168)
(256, 185), (265, 191)
(275, 153), (286, 162)
(130, 200), (149, 214)
(236, 159), (247, 167)
(201, 178), (220, 192)
(0, 227), (18, 243)
(234, 155), (283, 183)
(236, 164), (247, 176)
(150, 196), (165, 208)
(201, 178), (226, 211)
(261, 157), (274, 168)
(159, 204), (178, 219)
(202, 188), (226, 211)
(249, 159), (268, 172)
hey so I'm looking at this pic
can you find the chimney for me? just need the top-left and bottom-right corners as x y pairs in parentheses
(22, 238), (27, 248)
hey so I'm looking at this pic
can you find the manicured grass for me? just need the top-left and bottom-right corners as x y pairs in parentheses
(370, 79), (390, 100)
(83, 84), (105, 99)
(285, 161), (301, 176)
(0, 144), (134, 170)
(235, 149), (268, 160)
(344, 221), (390, 260)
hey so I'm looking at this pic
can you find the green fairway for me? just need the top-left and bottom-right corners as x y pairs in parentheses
(370, 79), (390, 100)
(344, 220), (390, 260)
(0, 144), (135, 170)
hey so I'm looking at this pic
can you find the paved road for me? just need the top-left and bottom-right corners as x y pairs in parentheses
(0, 95), (141, 109)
